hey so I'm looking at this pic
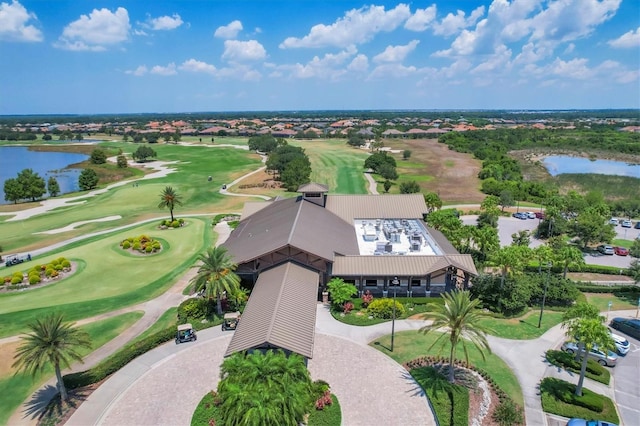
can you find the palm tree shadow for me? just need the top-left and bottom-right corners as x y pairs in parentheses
(23, 385), (91, 422)
(22, 384), (58, 419)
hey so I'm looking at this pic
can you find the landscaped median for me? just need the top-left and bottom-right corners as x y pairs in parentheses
(540, 377), (619, 424)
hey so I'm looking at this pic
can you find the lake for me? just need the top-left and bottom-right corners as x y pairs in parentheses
(542, 155), (640, 178)
(0, 146), (89, 204)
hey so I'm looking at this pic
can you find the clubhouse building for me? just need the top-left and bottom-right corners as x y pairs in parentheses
(223, 183), (477, 360)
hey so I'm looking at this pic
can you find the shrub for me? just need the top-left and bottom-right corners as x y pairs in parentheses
(361, 290), (373, 308)
(132, 242), (141, 251)
(171, 220), (180, 228)
(13, 271), (24, 279)
(178, 218), (184, 224)
(367, 298), (405, 319)
(61, 259), (71, 268)
(11, 275), (23, 285)
(493, 399), (524, 426)
(177, 298), (208, 321)
(145, 245), (153, 253)
(45, 268), (55, 277)
(343, 301), (354, 314)
(540, 377), (603, 413)
(159, 219), (167, 227)
(545, 350), (610, 385)
(54, 263), (64, 271)
(56, 257), (66, 265)
(28, 274), (41, 285)
(122, 240), (131, 249)
(3, 276), (11, 284)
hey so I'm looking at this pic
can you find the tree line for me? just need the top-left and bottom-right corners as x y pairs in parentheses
(249, 135), (311, 191)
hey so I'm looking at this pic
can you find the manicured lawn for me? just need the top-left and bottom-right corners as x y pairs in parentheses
(477, 310), (565, 339)
(0, 218), (210, 338)
(584, 292), (638, 311)
(411, 366), (469, 426)
(540, 377), (619, 424)
(290, 139), (369, 194)
(0, 311), (143, 425)
(371, 330), (524, 406)
(131, 307), (178, 343)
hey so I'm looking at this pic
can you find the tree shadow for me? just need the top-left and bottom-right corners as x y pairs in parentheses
(22, 384), (58, 420)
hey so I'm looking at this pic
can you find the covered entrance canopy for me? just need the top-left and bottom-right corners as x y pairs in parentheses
(225, 262), (319, 359)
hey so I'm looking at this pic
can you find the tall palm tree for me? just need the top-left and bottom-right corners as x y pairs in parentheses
(157, 186), (182, 222)
(12, 313), (91, 402)
(190, 246), (240, 315)
(419, 290), (491, 383)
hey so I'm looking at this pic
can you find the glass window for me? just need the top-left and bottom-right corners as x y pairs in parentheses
(365, 279), (377, 287)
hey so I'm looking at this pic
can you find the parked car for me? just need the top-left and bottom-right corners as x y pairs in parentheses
(597, 245), (614, 255)
(512, 212), (527, 220)
(567, 419), (618, 426)
(609, 317), (640, 340)
(621, 219), (632, 228)
(608, 218), (619, 226)
(635, 221), (640, 229)
(613, 246), (629, 256)
(525, 211), (536, 219)
(608, 329), (630, 355)
(561, 341), (618, 366)
(535, 211), (546, 219)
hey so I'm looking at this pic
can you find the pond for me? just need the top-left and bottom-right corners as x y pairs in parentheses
(0, 146), (89, 204)
(542, 155), (640, 178)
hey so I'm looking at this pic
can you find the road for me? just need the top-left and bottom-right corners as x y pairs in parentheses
(612, 323), (640, 426)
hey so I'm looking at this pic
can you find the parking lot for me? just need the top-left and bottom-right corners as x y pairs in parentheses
(461, 215), (637, 269)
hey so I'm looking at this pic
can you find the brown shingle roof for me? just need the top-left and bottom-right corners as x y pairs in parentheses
(222, 197), (360, 264)
(332, 254), (477, 276)
(325, 194), (428, 224)
(225, 262), (319, 358)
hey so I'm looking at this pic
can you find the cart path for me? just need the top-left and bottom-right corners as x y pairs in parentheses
(6, 223), (232, 426)
(364, 171), (379, 195)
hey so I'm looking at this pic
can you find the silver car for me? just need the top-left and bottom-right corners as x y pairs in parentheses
(609, 329), (630, 355)
(561, 341), (618, 367)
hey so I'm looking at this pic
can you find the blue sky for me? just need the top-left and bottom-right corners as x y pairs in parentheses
(0, 0), (638, 114)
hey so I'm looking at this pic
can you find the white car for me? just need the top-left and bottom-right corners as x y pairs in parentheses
(609, 218), (619, 226)
(526, 211), (536, 219)
(621, 219), (632, 228)
(609, 329), (630, 355)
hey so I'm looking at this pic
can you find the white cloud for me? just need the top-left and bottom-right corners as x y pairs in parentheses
(471, 44), (512, 74)
(55, 7), (130, 51)
(150, 63), (177, 76)
(133, 28), (148, 36)
(608, 27), (640, 48)
(125, 65), (148, 76)
(280, 4), (410, 48)
(180, 59), (217, 74)
(564, 43), (575, 54)
(216, 65), (261, 81)
(222, 39), (266, 62)
(433, 5), (485, 36)
(148, 14), (183, 31)
(0, 0), (43, 42)
(347, 54), (369, 72)
(373, 40), (419, 63)
(275, 47), (357, 80)
(404, 4), (437, 32)
(368, 63), (418, 80)
(215, 20), (242, 39)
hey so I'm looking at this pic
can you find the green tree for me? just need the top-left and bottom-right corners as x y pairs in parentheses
(47, 176), (60, 197)
(347, 133), (366, 147)
(3, 178), (22, 203)
(399, 180), (421, 194)
(189, 246), (241, 315)
(89, 148), (107, 164)
(132, 145), (157, 162)
(629, 239), (640, 258)
(419, 290), (491, 383)
(473, 225), (500, 260)
(12, 313), (91, 402)
(74, 133), (83, 142)
(116, 154), (128, 168)
(378, 163), (398, 181)
(498, 190), (514, 212)
(511, 230), (530, 246)
(570, 206), (615, 248)
(561, 304), (614, 396)
(629, 259), (640, 284)
(217, 350), (312, 426)
(326, 278), (357, 309)
(78, 169), (98, 190)
(158, 186), (183, 222)
(364, 151), (396, 173)
(423, 192), (443, 213)
(383, 180), (392, 193)
(402, 149), (412, 160)
(280, 156), (312, 192)
(555, 245), (586, 279)
(17, 168), (46, 201)
(42, 134), (52, 141)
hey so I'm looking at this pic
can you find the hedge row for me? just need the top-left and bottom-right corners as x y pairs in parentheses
(545, 350), (610, 385)
(540, 378), (616, 420)
(524, 263), (632, 276)
(576, 284), (640, 294)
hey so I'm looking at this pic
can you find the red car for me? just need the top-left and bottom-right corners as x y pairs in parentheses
(614, 246), (629, 256)
(535, 211), (546, 219)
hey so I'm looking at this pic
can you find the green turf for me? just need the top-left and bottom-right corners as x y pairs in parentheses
(370, 330), (523, 407)
(0, 218), (211, 338)
(131, 307), (178, 343)
(477, 310), (565, 339)
(0, 311), (143, 425)
(584, 293), (637, 311)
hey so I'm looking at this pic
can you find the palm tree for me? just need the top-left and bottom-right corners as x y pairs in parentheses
(12, 313), (91, 402)
(189, 246), (240, 315)
(157, 186), (182, 222)
(419, 290), (491, 383)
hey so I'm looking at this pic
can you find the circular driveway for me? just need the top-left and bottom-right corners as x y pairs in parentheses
(69, 330), (435, 426)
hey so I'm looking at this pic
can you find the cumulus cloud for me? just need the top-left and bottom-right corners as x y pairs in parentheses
(433, 5), (485, 36)
(404, 4), (437, 32)
(222, 39), (266, 62)
(274, 47), (357, 80)
(215, 20), (243, 39)
(373, 40), (419, 63)
(471, 44), (512, 74)
(0, 0), (43, 42)
(148, 14), (183, 31)
(216, 64), (261, 81)
(347, 54), (369, 72)
(608, 27), (640, 48)
(368, 63), (418, 80)
(150, 63), (177, 76)
(55, 7), (130, 51)
(280, 4), (410, 48)
(179, 58), (217, 74)
(125, 65), (148, 76)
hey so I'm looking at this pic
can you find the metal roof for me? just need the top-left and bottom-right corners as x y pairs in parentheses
(332, 254), (478, 276)
(298, 182), (329, 193)
(222, 197), (360, 264)
(225, 262), (319, 359)
(325, 194), (428, 224)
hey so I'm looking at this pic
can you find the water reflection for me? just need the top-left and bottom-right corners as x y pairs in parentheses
(542, 155), (640, 178)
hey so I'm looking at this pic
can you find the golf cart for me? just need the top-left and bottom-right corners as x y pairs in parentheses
(175, 323), (197, 344)
(222, 312), (241, 331)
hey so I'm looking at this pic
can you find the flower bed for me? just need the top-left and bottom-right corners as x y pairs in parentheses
(120, 235), (163, 254)
(1, 257), (73, 290)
